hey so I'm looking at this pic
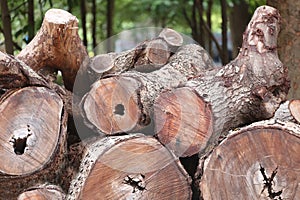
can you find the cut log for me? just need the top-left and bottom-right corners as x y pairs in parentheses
(17, 9), (88, 91)
(67, 134), (192, 200)
(82, 44), (214, 135)
(158, 28), (183, 51)
(87, 28), (183, 82)
(199, 120), (300, 200)
(153, 5), (289, 157)
(289, 99), (300, 123)
(17, 184), (66, 200)
(0, 86), (67, 199)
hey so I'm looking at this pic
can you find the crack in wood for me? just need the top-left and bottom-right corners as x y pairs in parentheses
(259, 164), (283, 199)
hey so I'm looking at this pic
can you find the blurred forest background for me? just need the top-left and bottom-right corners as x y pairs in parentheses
(0, 0), (299, 97)
(0, 0), (267, 63)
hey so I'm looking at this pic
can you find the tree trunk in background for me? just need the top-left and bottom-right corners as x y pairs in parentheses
(267, 0), (300, 99)
(106, 0), (115, 52)
(229, 0), (251, 58)
(195, 0), (205, 47)
(92, 0), (97, 50)
(0, 0), (14, 54)
(28, 0), (35, 42)
(80, 0), (87, 47)
(206, 0), (213, 56)
(220, 0), (228, 64)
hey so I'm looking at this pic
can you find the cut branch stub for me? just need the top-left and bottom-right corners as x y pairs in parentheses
(154, 88), (213, 157)
(158, 28), (183, 50)
(82, 44), (214, 135)
(82, 76), (141, 134)
(199, 120), (300, 200)
(68, 135), (192, 200)
(0, 86), (67, 199)
(17, 9), (88, 91)
(154, 6), (289, 156)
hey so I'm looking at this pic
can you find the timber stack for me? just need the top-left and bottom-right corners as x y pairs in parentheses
(0, 5), (298, 200)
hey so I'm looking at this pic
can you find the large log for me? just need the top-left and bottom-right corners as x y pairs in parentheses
(0, 86), (67, 199)
(67, 135), (192, 199)
(17, 9), (89, 91)
(153, 6), (289, 157)
(199, 120), (300, 199)
(82, 44), (214, 135)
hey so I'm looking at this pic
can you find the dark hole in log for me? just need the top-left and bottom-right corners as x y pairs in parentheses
(114, 104), (125, 116)
(13, 137), (28, 155)
(259, 164), (283, 199)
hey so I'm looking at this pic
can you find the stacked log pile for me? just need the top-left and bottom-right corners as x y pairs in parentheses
(0, 5), (299, 200)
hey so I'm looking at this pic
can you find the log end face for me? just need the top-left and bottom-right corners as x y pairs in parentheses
(0, 87), (63, 175)
(83, 77), (141, 135)
(200, 125), (300, 199)
(154, 88), (213, 157)
(289, 99), (300, 123)
(79, 136), (191, 199)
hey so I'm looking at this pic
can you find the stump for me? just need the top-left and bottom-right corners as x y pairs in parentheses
(68, 135), (192, 199)
(199, 120), (300, 200)
(0, 86), (67, 199)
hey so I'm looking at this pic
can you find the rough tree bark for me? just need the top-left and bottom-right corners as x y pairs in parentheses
(153, 6), (289, 157)
(82, 44), (214, 135)
(17, 9), (89, 91)
(199, 120), (300, 199)
(67, 134), (192, 199)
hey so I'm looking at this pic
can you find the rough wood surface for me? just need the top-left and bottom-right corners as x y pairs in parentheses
(17, 184), (66, 200)
(0, 86), (67, 199)
(67, 134), (192, 199)
(16, 9), (88, 91)
(82, 44), (214, 135)
(199, 120), (300, 200)
(154, 5), (289, 157)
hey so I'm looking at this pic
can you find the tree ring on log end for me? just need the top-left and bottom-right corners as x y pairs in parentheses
(77, 136), (192, 199)
(154, 87), (213, 157)
(0, 87), (63, 175)
(200, 124), (300, 200)
(83, 76), (141, 135)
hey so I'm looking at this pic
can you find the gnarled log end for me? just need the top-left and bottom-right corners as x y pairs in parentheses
(154, 87), (213, 157)
(83, 77), (142, 135)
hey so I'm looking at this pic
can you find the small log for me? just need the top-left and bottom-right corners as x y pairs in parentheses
(82, 44), (214, 135)
(17, 9), (88, 91)
(87, 28), (183, 81)
(67, 135), (192, 199)
(17, 184), (66, 200)
(153, 5), (289, 157)
(199, 120), (300, 199)
(158, 28), (183, 51)
(0, 86), (67, 199)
